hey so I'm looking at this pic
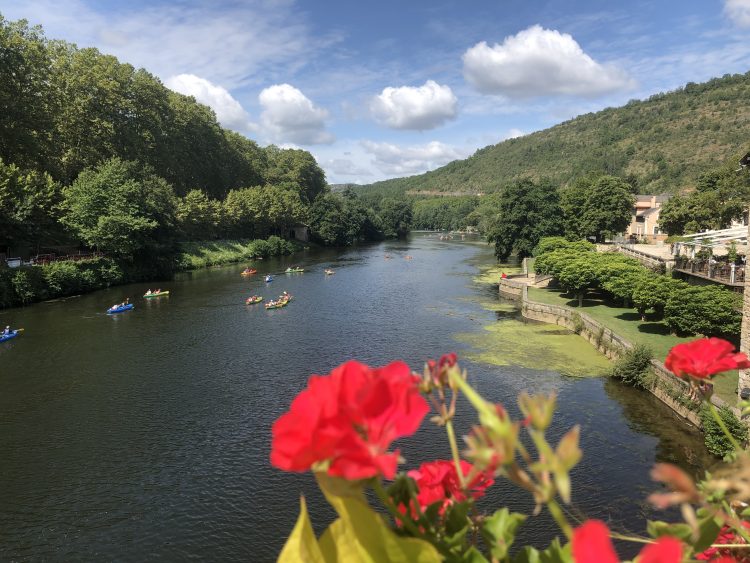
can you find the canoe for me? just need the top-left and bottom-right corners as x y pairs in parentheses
(0, 330), (19, 343)
(107, 304), (134, 314)
(241, 269), (257, 276)
(265, 302), (285, 309)
(246, 296), (263, 304)
(285, 267), (304, 273)
(143, 291), (169, 298)
(324, 269), (335, 275)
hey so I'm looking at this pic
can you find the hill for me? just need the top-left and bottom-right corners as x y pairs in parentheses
(357, 72), (750, 197)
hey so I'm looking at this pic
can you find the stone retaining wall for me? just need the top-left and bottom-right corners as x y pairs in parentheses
(499, 282), (731, 428)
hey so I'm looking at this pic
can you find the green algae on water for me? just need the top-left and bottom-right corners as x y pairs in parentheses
(455, 319), (611, 378)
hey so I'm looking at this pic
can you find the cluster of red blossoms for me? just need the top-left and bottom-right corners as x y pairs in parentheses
(270, 359), (429, 480)
(404, 459), (494, 516)
(665, 338), (750, 380)
(573, 520), (683, 563)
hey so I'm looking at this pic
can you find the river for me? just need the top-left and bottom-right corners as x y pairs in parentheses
(0, 235), (711, 561)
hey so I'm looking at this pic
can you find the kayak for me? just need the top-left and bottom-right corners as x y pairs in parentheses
(324, 269), (335, 275)
(246, 296), (263, 304)
(0, 330), (20, 343)
(265, 301), (285, 309)
(241, 269), (257, 276)
(143, 291), (169, 298)
(285, 267), (304, 273)
(107, 304), (134, 314)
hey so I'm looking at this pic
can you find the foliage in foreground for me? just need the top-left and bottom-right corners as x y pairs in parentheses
(271, 340), (750, 562)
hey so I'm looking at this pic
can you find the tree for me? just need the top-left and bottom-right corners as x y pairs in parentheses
(486, 178), (563, 261)
(557, 256), (598, 307)
(631, 276), (687, 320)
(265, 146), (327, 204)
(663, 285), (741, 337)
(176, 189), (223, 240)
(566, 175), (634, 243)
(0, 158), (61, 246)
(60, 158), (177, 256)
(379, 198), (413, 238)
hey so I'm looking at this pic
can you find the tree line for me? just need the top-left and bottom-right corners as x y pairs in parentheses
(533, 237), (741, 338)
(0, 15), (413, 263)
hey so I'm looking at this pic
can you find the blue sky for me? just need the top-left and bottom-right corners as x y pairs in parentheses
(2, 0), (749, 184)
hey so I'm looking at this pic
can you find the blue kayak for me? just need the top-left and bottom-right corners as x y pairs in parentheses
(0, 330), (19, 343)
(107, 304), (134, 314)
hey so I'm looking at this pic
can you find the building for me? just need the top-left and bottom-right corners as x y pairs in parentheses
(626, 195), (670, 242)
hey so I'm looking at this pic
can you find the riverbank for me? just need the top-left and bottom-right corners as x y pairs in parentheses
(0, 236), (304, 309)
(498, 276), (735, 427)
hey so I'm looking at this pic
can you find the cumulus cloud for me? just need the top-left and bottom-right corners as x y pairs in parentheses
(462, 25), (634, 98)
(258, 84), (334, 145)
(361, 140), (468, 176)
(370, 80), (458, 130)
(725, 0), (750, 27)
(165, 74), (250, 130)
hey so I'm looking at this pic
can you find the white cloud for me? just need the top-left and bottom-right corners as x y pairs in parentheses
(370, 80), (457, 130)
(165, 74), (250, 130)
(258, 84), (334, 145)
(360, 140), (469, 176)
(2, 0), (331, 89)
(462, 25), (634, 98)
(725, 0), (750, 27)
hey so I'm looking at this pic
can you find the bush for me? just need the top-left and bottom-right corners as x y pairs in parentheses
(609, 345), (655, 389)
(700, 405), (747, 458)
(664, 285), (742, 337)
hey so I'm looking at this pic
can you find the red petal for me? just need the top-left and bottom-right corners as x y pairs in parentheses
(572, 520), (619, 563)
(638, 537), (683, 563)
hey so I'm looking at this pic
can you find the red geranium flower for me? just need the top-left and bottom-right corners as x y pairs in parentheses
(270, 360), (429, 480)
(572, 520), (682, 563)
(406, 459), (494, 515)
(665, 338), (750, 380)
(697, 522), (750, 562)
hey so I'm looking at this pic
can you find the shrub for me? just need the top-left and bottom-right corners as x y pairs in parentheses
(609, 345), (655, 389)
(664, 285), (742, 337)
(700, 404), (747, 458)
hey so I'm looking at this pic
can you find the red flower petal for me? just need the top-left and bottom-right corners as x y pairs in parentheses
(638, 537), (682, 563)
(665, 338), (750, 380)
(572, 520), (619, 563)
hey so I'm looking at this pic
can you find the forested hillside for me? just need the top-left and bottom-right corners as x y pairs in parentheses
(359, 71), (750, 197)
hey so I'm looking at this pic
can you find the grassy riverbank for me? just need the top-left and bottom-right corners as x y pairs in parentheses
(176, 237), (302, 270)
(528, 286), (738, 404)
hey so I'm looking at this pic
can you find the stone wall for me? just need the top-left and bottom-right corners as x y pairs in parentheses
(498, 283), (731, 428)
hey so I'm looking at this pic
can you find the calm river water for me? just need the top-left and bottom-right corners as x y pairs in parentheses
(0, 235), (711, 561)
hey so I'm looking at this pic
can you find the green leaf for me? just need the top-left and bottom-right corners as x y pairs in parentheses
(513, 546), (541, 563)
(445, 501), (471, 536)
(316, 474), (442, 562)
(481, 508), (526, 560)
(646, 520), (693, 542)
(692, 514), (723, 552)
(461, 546), (490, 562)
(512, 539), (571, 563)
(277, 495), (327, 563)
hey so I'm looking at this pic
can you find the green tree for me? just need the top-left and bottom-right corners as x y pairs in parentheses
(0, 158), (61, 246)
(265, 146), (327, 204)
(486, 178), (563, 260)
(60, 158), (177, 256)
(663, 285), (741, 337)
(573, 176), (635, 242)
(379, 198), (413, 238)
(631, 276), (687, 320)
(176, 189), (223, 240)
(557, 256), (598, 307)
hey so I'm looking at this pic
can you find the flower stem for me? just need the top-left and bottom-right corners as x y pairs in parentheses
(547, 499), (572, 539)
(446, 419), (467, 489)
(707, 401), (741, 451)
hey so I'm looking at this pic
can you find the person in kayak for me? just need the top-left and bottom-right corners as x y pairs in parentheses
(3, 325), (9, 335)
(145, 289), (152, 295)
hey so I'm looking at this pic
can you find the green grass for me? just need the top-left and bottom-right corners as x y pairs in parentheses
(527, 286), (738, 404)
(177, 238), (300, 270)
